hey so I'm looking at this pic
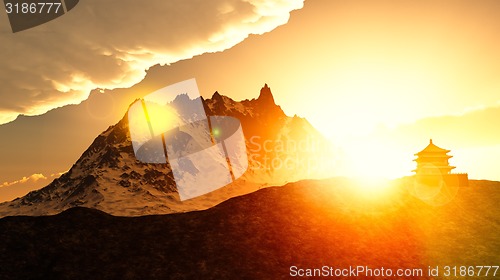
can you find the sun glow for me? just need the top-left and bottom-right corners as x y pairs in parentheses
(336, 137), (410, 179)
(353, 176), (391, 192)
(144, 103), (180, 136)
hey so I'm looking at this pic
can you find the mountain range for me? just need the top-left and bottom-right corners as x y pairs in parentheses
(0, 84), (332, 217)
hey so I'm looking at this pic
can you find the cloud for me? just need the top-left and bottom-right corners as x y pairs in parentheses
(0, 0), (304, 124)
(374, 104), (500, 148)
(1, 173), (47, 188)
(0, 172), (64, 202)
(354, 105), (500, 180)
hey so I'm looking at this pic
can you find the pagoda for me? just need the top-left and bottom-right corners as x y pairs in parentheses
(413, 139), (455, 175)
(413, 139), (468, 186)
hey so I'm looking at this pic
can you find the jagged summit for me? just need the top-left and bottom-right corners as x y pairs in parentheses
(0, 84), (331, 218)
(257, 83), (275, 105)
(211, 83), (275, 105)
(212, 91), (223, 100)
(173, 93), (191, 103)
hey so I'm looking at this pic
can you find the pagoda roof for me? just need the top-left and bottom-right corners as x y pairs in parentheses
(414, 155), (452, 162)
(415, 139), (450, 155)
(411, 166), (455, 173)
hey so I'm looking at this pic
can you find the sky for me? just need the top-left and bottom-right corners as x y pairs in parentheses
(1, 0), (500, 201)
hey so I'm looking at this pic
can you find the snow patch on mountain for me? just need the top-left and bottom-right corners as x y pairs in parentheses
(0, 84), (332, 217)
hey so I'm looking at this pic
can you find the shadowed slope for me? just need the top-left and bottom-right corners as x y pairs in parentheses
(1, 179), (498, 279)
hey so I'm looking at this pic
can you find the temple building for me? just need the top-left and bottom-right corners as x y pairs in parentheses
(413, 139), (455, 175)
(413, 139), (468, 187)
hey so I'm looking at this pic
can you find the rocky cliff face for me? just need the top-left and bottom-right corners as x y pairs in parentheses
(0, 84), (333, 217)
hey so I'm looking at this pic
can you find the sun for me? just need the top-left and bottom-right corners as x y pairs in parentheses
(353, 176), (390, 191)
(336, 136), (412, 182)
(143, 102), (180, 136)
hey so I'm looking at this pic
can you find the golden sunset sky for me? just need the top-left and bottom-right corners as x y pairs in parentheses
(1, 0), (500, 200)
(198, 0), (500, 180)
(180, 0), (500, 180)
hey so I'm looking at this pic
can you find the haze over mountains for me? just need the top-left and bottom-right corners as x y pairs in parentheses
(0, 85), (333, 217)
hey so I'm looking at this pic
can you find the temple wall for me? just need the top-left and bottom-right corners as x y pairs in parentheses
(415, 173), (469, 187)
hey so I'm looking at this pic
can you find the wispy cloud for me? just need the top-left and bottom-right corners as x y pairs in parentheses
(359, 105), (500, 180)
(1, 173), (47, 188)
(0, 172), (64, 202)
(374, 105), (500, 148)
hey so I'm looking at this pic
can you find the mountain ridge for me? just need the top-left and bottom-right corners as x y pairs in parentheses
(0, 84), (332, 217)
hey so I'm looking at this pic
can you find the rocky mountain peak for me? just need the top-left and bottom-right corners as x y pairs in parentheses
(212, 91), (222, 100)
(0, 84), (332, 218)
(257, 83), (275, 106)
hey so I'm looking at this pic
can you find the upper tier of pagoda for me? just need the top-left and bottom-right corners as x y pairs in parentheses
(413, 139), (456, 175)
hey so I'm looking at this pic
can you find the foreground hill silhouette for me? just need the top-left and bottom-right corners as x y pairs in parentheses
(1, 178), (499, 279)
